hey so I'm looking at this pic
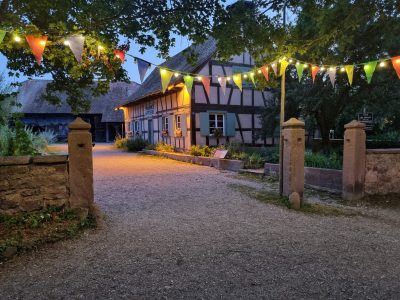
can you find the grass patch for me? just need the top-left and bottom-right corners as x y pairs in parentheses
(0, 206), (96, 261)
(229, 183), (360, 217)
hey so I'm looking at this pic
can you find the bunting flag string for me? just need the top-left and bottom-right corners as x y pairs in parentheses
(65, 35), (84, 63)
(201, 77), (211, 97)
(345, 65), (354, 86)
(391, 56), (400, 79)
(160, 69), (173, 93)
(218, 77), (227, 94)
(0, 28), (400, 88)
(232, 74), (242, 92)
(364, 61), (377, 84)
(327, 67), (336, 87)
(136, 58), (151, 83)
(25, 35), (47, 65)
(295, 63), (304, 82)
(183, 75), (194, 95)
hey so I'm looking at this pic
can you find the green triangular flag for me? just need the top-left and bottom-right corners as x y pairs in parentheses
(160, 69), (174, 93)
(295, 63), (304, 82)
(345, 65), (354, 86)
(183, 75), (194, 95)
(279, 60), (289, 77)
(233, 74), (242, 92)
(249, 72), (256, 87)
(363, 61), (378, 84)
(0, 30), (5, 44)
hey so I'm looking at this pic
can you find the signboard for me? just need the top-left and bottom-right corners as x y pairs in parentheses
(213, 150), (228, 159)
(358, 112), (374, 131)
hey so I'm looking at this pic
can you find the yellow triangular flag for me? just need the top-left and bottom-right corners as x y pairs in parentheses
(232, 74), (242, 92)
(279, 60), (289, 77)
(345, 65), (354, 86)
(160, 69), (174, 93)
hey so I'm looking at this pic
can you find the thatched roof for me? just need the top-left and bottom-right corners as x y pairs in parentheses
(17, 80), (140, 122)
(122, 38), (217, 106)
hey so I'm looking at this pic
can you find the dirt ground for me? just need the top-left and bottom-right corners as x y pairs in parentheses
(1, 144), (399, 299)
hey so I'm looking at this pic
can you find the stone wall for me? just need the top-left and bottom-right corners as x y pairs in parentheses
(365, 149), (400, 195)
(0, 155), (69, 214)
(264, 163), (342, 193)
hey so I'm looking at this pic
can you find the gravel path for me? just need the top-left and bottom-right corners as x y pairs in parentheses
(1, 145), (400, 299)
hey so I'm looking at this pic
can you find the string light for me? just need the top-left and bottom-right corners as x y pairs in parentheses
(271, 63), (276, 67)
(39, 40), (46, 46)
(161, 69), (167, 74)
(250, 72), (254, 76)
(243, 74), (248, 79)
(98, 45), (104, 50)
(379, 61), (386, 67)
(197, 76), (202, 80)
(303, 64), (308, 68)
(320, 67), (325, 71)
(396, 58), (400, 64)
(217, 77), (221, 81)
(296, 62), (300, 65)
(257, 69), (262, 74)
(289, 59), (293, 63)
(340, 67), (345, 72)
(227, 76), (231, 81)
(174, 72), (179, 77)
(329, 67), (335, 71)
(14, 36), (21, 42)
(63, 40), (70, 46)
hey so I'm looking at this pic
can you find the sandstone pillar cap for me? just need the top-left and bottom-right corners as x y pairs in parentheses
(344, 120), (365, 129)
(282, 118), (305, 129)
(68, 117), (91, 130)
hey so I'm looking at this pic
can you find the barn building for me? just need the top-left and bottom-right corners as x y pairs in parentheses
(17, 80), (140, 142)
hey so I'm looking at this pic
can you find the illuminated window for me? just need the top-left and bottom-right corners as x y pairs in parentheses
(209, 113), (224, 136)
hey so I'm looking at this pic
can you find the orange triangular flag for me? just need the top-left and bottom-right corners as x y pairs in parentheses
(311, 65), (319, 83)
(25, 35), (48, 65)
(261, 66), (269, 81)
(113, 50), (125, 63)
(391, 56), (400, 79)
(201, 77), (211, 97)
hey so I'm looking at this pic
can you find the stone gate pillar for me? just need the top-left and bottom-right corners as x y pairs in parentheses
(68, 117), (94, 208)
(342, 120), (366, 200)
(282, 118), (305, 203)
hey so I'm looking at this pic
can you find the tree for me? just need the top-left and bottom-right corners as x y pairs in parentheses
(212, 0), (400, 149)
(0, 0), (225, 113)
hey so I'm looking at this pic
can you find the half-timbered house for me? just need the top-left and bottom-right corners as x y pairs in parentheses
(120, 38), (274, 150)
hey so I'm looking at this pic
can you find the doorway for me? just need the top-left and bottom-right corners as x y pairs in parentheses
(148, 119), (154, 144)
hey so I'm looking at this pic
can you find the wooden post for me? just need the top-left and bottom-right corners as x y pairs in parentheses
(279, 72), (286, 195)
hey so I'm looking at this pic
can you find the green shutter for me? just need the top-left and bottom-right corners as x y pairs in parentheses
(181, 113), (187, 135)
(200, 112), (209, 136)
(226, 113), (236, 137)
(168, 115), (173, 136)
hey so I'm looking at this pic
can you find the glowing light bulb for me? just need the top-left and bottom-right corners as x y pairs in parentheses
(14, 36), (21, 42)
(289, 59), (293, 63)
(396, 59), (400, 64)
(257, 69), (262, 74)
(340, 67), (345, 72)
(320, 67), (325, 71)
(217, 77), (221, 81)
(329, 67), (335, 71)
(98, 45), (104, 50)
(233, 75), (238, 80)
(243, 74), (248, 79)
(296, 62), (300, 65)
(39, 40), (46, 46)
(271, 63), (276, 67)
(197, 76), (202, 80)
(63, 40), (70, 46)
(174, 72), (179, 77)
(250, 72), (254, 76)
(303, 64), (308, 68)
(161, 69), (167, 74)
(379, 61), (386, 67)
(226, 76), (231, 81)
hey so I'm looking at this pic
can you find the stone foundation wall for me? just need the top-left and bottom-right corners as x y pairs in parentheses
(365, 149), (400, 195)
(0, 155), (69, 214)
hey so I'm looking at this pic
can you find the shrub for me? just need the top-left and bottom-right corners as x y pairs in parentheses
(0, 125), (14, 156)
(13, 119), (36, 156)
(126, 138), (148, 152)
(243, 152), (265, 169)
(114, 135), (128, 149)
(154, 142), (176, 153)
(189, 145), (213, 157)
(304, 151), (342, 170)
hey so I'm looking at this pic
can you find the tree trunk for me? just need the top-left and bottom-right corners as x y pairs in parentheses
(316, 114), (331, 153)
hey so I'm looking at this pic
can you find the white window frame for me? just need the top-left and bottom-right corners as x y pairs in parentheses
(163, 116), (169, 131)
(175, 115), (181, 130)
(209, 113), (225, 136)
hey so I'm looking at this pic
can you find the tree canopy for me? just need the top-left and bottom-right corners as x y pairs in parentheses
(0, 0), (225, 113)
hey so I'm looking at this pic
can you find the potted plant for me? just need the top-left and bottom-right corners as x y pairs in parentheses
(175, 128), (182, 137)
(162, 129), (169, 136)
